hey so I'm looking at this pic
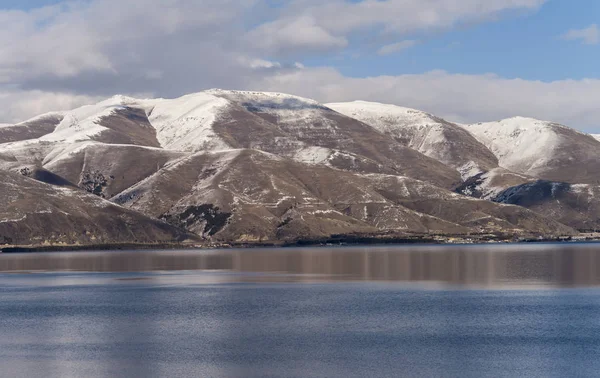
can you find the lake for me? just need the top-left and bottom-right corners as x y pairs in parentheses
(2, 244), (600, 377)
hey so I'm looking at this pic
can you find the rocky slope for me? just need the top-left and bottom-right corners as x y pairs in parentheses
(492, 181), (600, 232)
(327, 101), (498, 179)
(111, 149), (573, 241)
(0, 171), (195, 246)
(455, 168), (600, 232)
(464, 117), (600, 185)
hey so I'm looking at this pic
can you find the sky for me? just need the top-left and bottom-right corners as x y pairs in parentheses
(0, 0), (599, 131)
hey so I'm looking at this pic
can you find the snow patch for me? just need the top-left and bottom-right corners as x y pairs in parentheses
(458, 161), (484, 180)
(212, 89), (338, 135)
(464, 117), (561, 174)
(41, 107), (117, 143)
(293, 146), (332, 165)
(327, 100), (435, 134)
(327, 100), (488, 171)
(43, 141), (96, 166)
(15, 111), (65, 125)
(147, 92), (231, 152)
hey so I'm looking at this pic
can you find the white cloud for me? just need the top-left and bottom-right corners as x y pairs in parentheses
(561, 24), (599, 45)
(377, 40), (418, 55)
(0, 89), (104, 123)
(4, 69), (600, 132)
(0, 0), (547, 85)
(245, 16), (348, 56)
(7, 0), (593, 132)
(271, 0), (546, 43)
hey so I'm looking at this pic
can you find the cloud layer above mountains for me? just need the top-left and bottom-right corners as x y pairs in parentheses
(1, 0), (599, 131)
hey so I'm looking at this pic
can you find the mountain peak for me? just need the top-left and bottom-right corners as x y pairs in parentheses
(206, 88), (322, 107)
(98, 94), (142, 107)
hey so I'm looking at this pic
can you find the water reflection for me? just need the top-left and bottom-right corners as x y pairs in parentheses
(2, 243), (600, 288)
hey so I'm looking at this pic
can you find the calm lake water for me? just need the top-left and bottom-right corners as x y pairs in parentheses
(3, 244), (600, 377)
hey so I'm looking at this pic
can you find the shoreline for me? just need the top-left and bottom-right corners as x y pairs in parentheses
(1, 234), (594, 253)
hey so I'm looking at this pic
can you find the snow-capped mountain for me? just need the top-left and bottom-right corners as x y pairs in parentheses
(326, 101), (498, 179)
(592, 134), (600, 142)
(3, 89), (599, 246)
(1, 90), (461, 188)
(464, 117), (600, 185)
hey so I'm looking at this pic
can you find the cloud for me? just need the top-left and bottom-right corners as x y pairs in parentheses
(245, 16), (348, 56)
(269, 0), (546, 44)
(0, 0), (547, 86)
(561, 24), (599, 45)
(2, 0), (577, 130)
(4, 68), (600, 132)
(0, 89), (104, 123)
(377, 40), (418, 56)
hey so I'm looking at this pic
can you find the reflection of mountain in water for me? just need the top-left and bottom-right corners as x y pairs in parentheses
(2, 244), (600, 288)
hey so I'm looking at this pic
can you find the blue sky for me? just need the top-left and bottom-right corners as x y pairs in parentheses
(294, 0), (600, 81)
(0, 0), (598, 131)
(2, 0), (64, 10)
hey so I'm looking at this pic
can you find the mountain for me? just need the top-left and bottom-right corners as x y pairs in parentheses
(206, 90), (461, 188)
(455, 168), (534, 200)
(0, 91), (461, 188)
(493, 181), (600, 232)
(326, 104), (600, 233)
(592, 134), (600, 142)
(1, 90), (595, 246)
(326, 101), (498, 179)
(0, 171), (195, 246)
(455, 168), (600, 232)
(464, 117), (600, 185)
(111, 148), (572, 241)
(0, 112), (64, 144)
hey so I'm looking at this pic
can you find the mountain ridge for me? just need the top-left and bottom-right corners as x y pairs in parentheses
(1, 89), (598, 246)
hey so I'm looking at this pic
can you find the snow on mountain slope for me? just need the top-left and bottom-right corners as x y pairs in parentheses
(146, 92), (231, 152)
(455, 168), (534, 200)
(452, 165), (600, 232)
(2, 90), (463, 187)
(327, 101), (498, 179)
(465, 117), (558, 171)
(210, 90), (461, 188)
(34, 96), (151, 144)
(42, 142), (187, 198)
(0, 139), (60, 170)
(491, 180), (600, 232)
(465, 117), (600, 184)
(208, 89), (326, 126)
(1, 89), (589, 243)
(592, 134), (600, 142)
(327, 101), (433, 131)
(0, 112), (64, 144)
(41, 108), (115, 143)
